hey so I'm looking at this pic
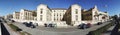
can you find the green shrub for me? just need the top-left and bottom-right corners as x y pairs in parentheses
(118, 24), (120, 29)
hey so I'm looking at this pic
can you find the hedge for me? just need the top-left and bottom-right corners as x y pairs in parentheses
(88, 23), (114, 35)
(8, 24), (22, 31)
(118, 23), (120, 29)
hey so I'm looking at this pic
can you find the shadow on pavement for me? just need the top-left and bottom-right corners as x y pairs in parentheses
(110, 23), (120, 35)
(1, 23), (10, 35)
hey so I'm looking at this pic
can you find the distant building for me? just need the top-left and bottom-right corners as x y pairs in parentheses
(19, 9), (36, 20)
(13, 12), (20, 19)
(4, 14), (13, 19)
(81, 5), (109, 24)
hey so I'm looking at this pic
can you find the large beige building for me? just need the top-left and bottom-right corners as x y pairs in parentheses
(62, 4), (82, 26)
(37, 4), (52, 22)
(51, 8), (67, 21)
(81, 5), (109, 24)
(19, 9), (36, 20)
(12, 4), (109, 27)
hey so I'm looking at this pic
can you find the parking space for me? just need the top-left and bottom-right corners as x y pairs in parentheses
(10, 21), (111, 35)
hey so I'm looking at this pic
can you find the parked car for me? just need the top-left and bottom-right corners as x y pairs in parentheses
(44, 23), (47, 27)
(97, 22), (103, 25)
(52, 24), (57, 27)
(24, 22), (36, 28)
(77, 24), (82, 29)
(23, 22), (28, 24)
(34, 23), (38, 26)
(11, 20), (15, 22)
(48, 24), (53, 27)
(25, 22), (32, 27)
(31, 24), (36, 28)
(47, 23), (56, 27)
(78, 23), (92, 29)
(78, 23), (87, 29)
(86, 23), (92, 28)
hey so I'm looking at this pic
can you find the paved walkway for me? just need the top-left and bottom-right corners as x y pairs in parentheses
(3, 23), (20, 35)
(12, 21), (111, 35)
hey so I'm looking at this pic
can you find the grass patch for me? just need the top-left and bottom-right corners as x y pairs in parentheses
(8, 24), (22, 31)
(20, 31), (31, 35)
(88, 23), (114, 35)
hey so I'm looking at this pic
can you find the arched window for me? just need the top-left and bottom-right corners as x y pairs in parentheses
(75, 9), (78, 14)
(40, 9), (43, 14)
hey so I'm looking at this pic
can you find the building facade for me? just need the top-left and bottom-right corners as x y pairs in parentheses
(37, 4), (52, 22)
(5, 14), (13, 19)
(51, 8), (67, 21)
(62, 4), (82, 26)
(13, 12), (20, 19)
(12, 4), (109, 27)
(81, 5), (109, 24)
(19, 9), (36, 20)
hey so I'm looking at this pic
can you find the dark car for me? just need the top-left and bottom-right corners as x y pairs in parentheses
(78, 23), (87, 29)
(25, 22), (32, 27)
(97, 22), (103, 25)
(23, 22), (28, 24)
(48, 24), (53, 27)
(11, 20), (15, 22)
(31, 25), (36, 28)
(44, 23), (47, 27)
(77, 24), (82, 29)
(29, 22), (36, 28)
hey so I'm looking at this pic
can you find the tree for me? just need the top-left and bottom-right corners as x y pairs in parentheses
(113, 15), (118, 20)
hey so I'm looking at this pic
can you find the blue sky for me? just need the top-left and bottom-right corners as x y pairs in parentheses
(0, 0), (120, 16)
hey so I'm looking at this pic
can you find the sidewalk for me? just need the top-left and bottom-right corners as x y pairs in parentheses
(3, 23), (20, 35)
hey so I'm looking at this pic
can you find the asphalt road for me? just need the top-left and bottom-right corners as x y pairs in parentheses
(12, 21), (111, 35)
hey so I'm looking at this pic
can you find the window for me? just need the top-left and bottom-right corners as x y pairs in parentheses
(54, 13), (56, 16)
(40, 15), (42, 21)
(40, 9), (43, 14)
(57, 13), (58, 16)
(75, 9), (78, 14)
(54, 10), (55, 12)
(54, 18), (55, 21)
(26, 12), (27, 15)
(76, 15), (78, 21)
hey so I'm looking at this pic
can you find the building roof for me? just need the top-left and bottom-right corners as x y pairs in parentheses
(51, 8), (67, 10)
(14, 12), (20, 13)
(21, 9), (36, 12)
